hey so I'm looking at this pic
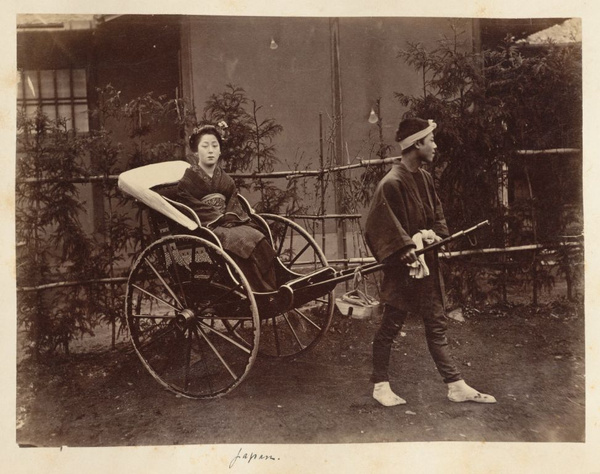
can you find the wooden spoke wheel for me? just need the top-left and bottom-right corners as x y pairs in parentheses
(125, 235), (260, 399)
(255, 214), (334, 358)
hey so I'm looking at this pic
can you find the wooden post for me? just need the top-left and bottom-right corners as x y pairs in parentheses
(329, 18), (348, 291)
(524, 164), (538, 305)
(319, 112), (326, 256)
(329, 18), (347, 266)
(497, 161), (509, 303)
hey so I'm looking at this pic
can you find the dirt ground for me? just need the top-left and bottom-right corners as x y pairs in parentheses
(16, 297), (585, 447)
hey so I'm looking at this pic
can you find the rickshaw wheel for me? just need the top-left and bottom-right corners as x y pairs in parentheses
(125, 235), (260, 399)
(255, 214), (334, 358)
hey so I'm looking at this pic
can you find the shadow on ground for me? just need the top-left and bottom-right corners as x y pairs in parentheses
(16, 300), (584, 446)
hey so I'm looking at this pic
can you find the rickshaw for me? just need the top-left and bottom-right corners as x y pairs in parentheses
(118, 161), (487, 399)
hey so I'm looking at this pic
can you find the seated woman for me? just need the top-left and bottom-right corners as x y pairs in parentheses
(118, 124), (277, 292)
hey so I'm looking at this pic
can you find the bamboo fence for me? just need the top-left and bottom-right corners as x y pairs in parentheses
(16, 150), (583, 294)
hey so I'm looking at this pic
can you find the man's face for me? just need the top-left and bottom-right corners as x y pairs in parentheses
(417, 132), (437, 163)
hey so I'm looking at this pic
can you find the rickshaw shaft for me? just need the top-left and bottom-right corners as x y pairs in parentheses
(310, 220), (490, 292)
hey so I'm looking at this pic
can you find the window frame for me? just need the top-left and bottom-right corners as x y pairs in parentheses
(17, 67), (90, 133)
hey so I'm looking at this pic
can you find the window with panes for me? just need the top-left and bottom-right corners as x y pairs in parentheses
(17, 68), (89, 133)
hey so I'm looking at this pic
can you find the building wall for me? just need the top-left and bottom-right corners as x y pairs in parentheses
(17, 28), (98, 234)
(181, 16), (474, 258)
(17, 16), (184, 234)
(182, 16), (473, 193)
(337, 17), (470, 154)
(18, 15), (475, 261)
(93, 15), (183, 149)
(183, 16), (331, 167)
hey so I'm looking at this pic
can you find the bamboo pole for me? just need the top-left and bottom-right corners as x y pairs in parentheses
(17, 156), (398, 184)
(18, 174), (121, 184)
(442, 241), (581, 257)
(17, 148), (582, 185)
(18, 276), (128, 292)
(16, 241), (581, 293)
(516, 148), (580, 155)
(287, 213), (362, 220)
(310, 242), (582, 267)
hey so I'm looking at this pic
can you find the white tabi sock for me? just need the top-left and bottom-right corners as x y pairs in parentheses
(373, 381), (407, 406)
(447, 379), (497, 404)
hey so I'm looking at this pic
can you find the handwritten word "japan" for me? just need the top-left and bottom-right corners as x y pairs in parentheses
(229, 448), (280, 468)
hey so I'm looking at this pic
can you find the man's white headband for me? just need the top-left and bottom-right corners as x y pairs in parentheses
(399, 120), (437, 151)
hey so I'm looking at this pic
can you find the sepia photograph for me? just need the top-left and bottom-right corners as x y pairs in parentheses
(5, 1), (599, 472)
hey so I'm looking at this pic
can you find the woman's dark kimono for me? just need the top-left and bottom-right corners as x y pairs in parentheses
(176, 164), (277, 292)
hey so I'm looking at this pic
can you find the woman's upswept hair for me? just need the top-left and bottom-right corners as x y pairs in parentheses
(188, 124), (224, 152)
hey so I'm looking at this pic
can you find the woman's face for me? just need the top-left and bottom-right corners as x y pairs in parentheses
(196, 133), (221, 168)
